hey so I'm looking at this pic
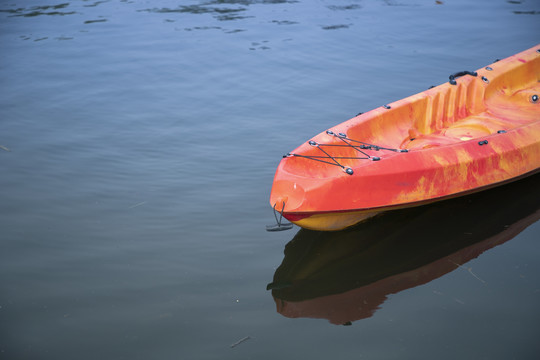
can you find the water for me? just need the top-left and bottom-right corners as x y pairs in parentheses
(1, 0), (539, 359)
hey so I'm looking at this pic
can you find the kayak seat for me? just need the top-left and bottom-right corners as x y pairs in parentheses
(442, 113), (514, 140)
(401, 112), (517, 150)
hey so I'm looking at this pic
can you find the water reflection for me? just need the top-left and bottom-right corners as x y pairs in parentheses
(83, 18), (107, 24)
(321, 24), (351, 30)
(138, 0), (298, 21)
(327, 5), (361, 11)
(83, 1), (110, 8)
(267, 174), (540, 325)
(0, 3), (77, 17)
(139, 5), (248, 21)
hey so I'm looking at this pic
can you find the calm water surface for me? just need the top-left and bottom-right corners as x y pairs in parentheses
(1, 0), (539, 359)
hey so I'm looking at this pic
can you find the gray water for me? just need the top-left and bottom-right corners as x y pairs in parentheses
(1, 0), (539, 359)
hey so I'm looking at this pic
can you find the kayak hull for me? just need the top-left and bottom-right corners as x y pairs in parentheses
(270, 45), (540, 231)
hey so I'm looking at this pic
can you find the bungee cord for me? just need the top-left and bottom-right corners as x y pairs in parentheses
(284, 130), (408, 175)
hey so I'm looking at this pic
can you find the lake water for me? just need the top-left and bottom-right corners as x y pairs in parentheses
(1, 0), (539, 359)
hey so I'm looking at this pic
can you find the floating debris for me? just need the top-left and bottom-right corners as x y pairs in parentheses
(449, 260), (486, 284)
(230, 336), (250, 348)
(128, 201), (147, 209)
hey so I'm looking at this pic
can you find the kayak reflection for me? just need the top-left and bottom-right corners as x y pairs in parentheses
(267, 174), (540, 325)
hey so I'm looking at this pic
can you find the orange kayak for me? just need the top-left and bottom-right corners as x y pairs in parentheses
(269, 44), (540, 231)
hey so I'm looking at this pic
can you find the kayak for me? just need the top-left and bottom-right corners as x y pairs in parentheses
(269, 44), (540, 231)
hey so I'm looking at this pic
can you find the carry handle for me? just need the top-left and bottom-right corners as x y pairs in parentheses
(448, 70), (477, 85)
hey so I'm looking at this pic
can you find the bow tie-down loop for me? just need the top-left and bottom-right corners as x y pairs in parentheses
(266, 201), (293, 231)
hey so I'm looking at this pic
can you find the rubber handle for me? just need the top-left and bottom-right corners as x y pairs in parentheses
(449, 70), (478, 85)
